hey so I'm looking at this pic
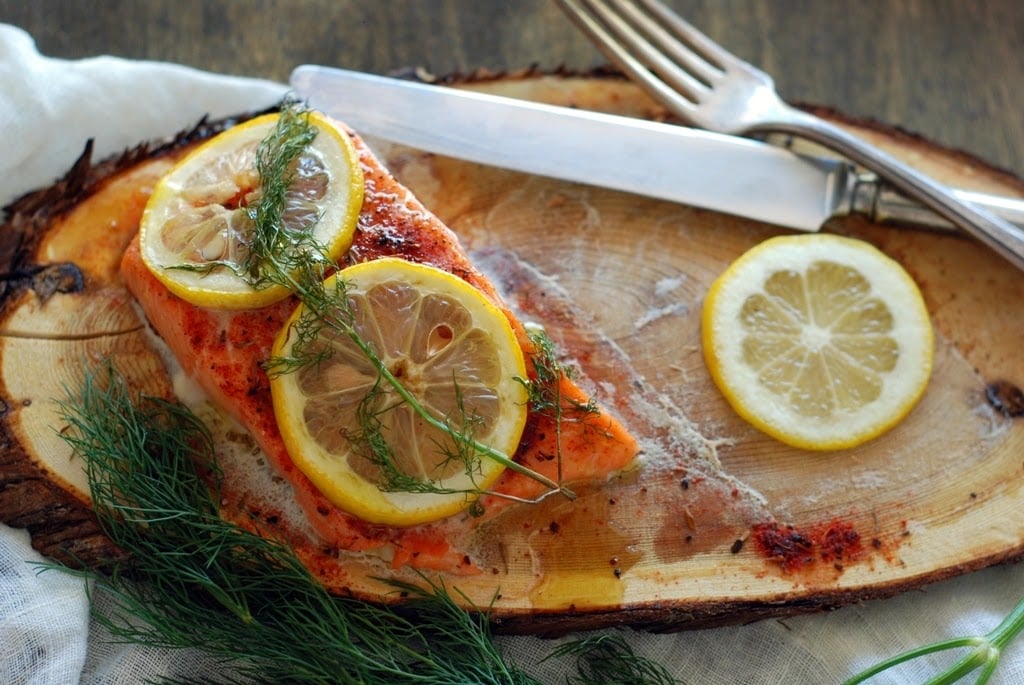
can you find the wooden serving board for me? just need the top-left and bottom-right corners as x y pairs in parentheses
(2, 73), (1023, 635)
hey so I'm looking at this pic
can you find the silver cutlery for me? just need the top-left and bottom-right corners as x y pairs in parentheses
(556, 0), (1024, 271)
(292, 66), (1024, 236)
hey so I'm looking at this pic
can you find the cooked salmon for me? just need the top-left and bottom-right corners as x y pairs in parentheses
(120, 120), (639, 572)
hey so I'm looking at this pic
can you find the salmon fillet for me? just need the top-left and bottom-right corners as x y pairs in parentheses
(120, 122), (638, 572)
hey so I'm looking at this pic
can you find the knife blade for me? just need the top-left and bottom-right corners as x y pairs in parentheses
(290, 65), (1024, 233)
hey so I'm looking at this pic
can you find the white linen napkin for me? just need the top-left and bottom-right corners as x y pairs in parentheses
(1, 21), (1022, 684)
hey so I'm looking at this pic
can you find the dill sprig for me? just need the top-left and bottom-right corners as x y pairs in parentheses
(243, 101), (569, 502)
(353, 374), (491, 497)
(521, 326), (601, 423)
(545, 633), (683, 685)
(243, 100), (323, 287)
(517, 326), (602, 486)
(57, 362), (537, 684)
(55, 362), (678, 684)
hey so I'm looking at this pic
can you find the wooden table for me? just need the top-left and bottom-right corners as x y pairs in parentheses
(2, 0), (1022, 177)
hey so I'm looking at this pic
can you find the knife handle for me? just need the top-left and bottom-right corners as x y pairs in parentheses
(852, 173), (1024, 234)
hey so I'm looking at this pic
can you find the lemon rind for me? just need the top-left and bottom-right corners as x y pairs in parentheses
(271, 257), (529, 526)
(702, 234), (933, 451)
(139, 112), (364, 310)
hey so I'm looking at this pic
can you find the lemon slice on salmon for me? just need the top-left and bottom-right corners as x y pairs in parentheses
(702, 234), (933, 450)
(270, 257), (530, 526)
(139, 111), (363, 309)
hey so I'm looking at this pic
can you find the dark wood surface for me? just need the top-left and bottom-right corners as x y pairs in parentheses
(1, 1), (1022, 177)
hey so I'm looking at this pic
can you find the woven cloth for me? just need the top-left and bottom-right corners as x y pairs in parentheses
(1, 22), (1022, 684)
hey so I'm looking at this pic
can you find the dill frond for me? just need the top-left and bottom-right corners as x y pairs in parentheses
(244, 97), (326, 289)
(360, 374), (492, 497)
(245, 103), (567, 502)
(546, 633), (684, 685)
(523, 326), (601, 422)
(57, 361), (541, 685)
(513, 326), (604, 488)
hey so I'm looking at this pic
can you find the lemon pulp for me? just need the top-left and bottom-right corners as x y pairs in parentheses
(139, 111), (364, 309)
(702, 234), (933, 450)
(270, 257), (529, 526)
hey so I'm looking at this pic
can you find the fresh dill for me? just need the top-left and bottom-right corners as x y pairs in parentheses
(243, 98), (324, 287)
(57, 362), (530, 684)
(166, 98), (330, 290)
(353, 374), (491, 497)
(235, 100), (570, 503)
(55, 362), (676, 684)
(515, 326), (602, 486)
(545, 633), (683, 685)
(521, 326), (601, 423)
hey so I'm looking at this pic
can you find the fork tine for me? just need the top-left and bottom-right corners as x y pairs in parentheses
(557, 0), (704, 118)
(564, 0), (1024, 266)
(589, 0), (712, 99)
(634, 0), (735, 71)
(557, 0), (699, 115)
(611, 0), (723, 86)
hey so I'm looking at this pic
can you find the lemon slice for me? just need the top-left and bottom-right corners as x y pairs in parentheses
(139, 111), (363, 309)
(702, 234), (933, 450)
(270, 257), (529, 526)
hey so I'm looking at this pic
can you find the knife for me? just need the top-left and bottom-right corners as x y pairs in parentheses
(290, 65), (1024, 234)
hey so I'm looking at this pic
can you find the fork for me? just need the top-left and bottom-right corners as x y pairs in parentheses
(556, 0), (1024, 271)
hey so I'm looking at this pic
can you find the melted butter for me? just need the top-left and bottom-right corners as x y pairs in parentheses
(482, 484), (643, 610)
(469, 467), (751, 610)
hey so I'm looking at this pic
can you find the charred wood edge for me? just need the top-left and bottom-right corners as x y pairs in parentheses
(0, 262), (87, 304)
(387, 62), (628, 86)
(0, 102), (282, 305)
(0, 425), (127, 569)
(0, 102), (282, 570)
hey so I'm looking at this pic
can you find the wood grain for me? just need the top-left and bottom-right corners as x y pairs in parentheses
(1, 1), (1022, 177)
(2, 73), (1023, 635)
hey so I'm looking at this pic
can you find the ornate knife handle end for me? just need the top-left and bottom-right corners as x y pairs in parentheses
(851, 172), (1024, 235)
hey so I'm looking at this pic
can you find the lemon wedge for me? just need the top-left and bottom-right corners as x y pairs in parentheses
(702, 234), (933, 450)
(139, 111), (364, 309)
(270, 257), (529, 526)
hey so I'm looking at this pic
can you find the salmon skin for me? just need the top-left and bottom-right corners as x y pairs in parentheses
(121, 119), (638, 572)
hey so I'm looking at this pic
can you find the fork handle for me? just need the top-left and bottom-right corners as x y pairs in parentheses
(756, 108), (1024, 271)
